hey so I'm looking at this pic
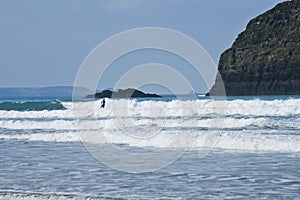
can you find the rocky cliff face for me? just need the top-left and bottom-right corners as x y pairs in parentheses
(209, 0), (300, 96)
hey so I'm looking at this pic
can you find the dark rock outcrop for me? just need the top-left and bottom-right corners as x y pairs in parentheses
(86, 88), (161, 99)
(208, 0), (300, 96)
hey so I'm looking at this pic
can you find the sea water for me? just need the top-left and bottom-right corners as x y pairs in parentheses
(0, 95), (300, 199)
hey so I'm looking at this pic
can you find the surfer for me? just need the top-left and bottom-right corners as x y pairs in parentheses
(100, 98), (106, 108)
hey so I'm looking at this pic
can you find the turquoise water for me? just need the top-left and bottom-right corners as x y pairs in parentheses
(0, 95), (299, 199)
(0, 101), (65, 111)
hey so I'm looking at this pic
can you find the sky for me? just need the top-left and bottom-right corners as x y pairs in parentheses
(0, 0), (287, 93)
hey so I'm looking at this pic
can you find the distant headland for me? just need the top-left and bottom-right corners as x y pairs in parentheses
(86, 88), (161, 99)
(208, 0), (300, 96)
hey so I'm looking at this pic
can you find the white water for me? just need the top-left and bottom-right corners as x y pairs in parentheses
(0, 98), (298, 119)
(0, 98), (299, 152)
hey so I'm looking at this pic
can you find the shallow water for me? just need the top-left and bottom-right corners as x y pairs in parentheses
(1, 141), (300, 199)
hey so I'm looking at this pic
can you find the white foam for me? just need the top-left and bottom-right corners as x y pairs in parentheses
(0, 98), (299, 120)
(0, 110), (74, 119)
(0, 116), (275, 131)
(225, 98), (300, 116)
(1, 129), (300, 152)
(0, 120), (76, 130)
(0, 132), (80, 142)
(195, 131), (300, 152)
(0, 98), (299, 152)
(0, 192), (92, 200)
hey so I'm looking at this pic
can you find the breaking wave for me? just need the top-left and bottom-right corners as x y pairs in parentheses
(0, 98), (299, 152)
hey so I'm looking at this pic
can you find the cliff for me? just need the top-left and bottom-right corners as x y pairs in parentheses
(86, 88), (161, 99)
(208, 0), (300, 96)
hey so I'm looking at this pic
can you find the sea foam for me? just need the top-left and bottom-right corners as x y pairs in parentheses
(0, 98), (299, 152)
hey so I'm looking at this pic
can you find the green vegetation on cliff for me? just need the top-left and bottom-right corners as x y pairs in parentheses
(209, 0), (300, 96)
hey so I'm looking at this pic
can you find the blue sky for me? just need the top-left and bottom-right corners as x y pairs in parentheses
(0, 0), (286, 92)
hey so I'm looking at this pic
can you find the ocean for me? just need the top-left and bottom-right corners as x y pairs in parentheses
(0, 95), (300, 199)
